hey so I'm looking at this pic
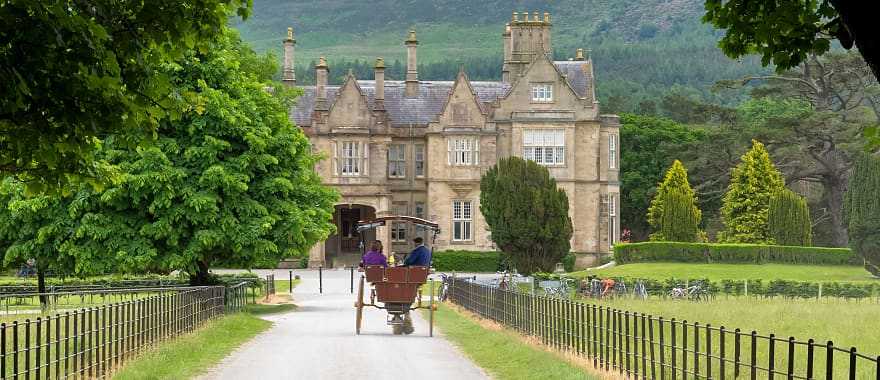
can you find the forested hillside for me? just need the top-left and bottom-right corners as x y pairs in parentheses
(232, 0), (771, 113)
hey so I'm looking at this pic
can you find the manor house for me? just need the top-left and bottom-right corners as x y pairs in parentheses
(281, 11), (620, 268)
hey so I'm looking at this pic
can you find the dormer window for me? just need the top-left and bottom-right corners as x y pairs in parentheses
(531, 83), (553, 102)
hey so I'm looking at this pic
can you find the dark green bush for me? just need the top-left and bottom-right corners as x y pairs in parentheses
(432, 250), (503, 272)
(615, 242), (856, 265)
(562, 253), (576, 272)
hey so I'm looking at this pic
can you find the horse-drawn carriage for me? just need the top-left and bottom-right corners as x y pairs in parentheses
(353, 216), (440, 336)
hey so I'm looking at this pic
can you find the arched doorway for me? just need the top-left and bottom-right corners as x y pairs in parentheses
(325, 204), (376, 268)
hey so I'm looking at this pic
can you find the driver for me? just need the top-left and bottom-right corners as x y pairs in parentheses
(402, 236), (431, 267)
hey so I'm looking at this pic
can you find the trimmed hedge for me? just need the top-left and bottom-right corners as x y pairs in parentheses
(614, 242), (857, 265)
(582, 275), (879, 300)
(432, 250), (504, 272)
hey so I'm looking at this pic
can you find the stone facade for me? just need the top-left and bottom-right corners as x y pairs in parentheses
(282, 12), (620, 268)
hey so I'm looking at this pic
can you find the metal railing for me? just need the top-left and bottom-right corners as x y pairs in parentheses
(264, 275), (275, 301)
(1, 283), (249, 379)
(449, 277), (880, 380)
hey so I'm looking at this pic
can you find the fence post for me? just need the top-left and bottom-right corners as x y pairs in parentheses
(720, 326), (726, 380)
(319, 266), (323, 294)
(350, 266), (354, 294)
(826, 341), (834, 380)
(849, 347), (857, 380)
(769, 333), (776, 380)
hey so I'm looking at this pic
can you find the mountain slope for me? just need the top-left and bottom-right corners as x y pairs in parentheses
(233, 0), (769, 112)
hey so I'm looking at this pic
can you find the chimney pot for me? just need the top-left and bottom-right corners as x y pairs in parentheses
(544, 12), (550, 23)
(405, 30), (419, 97)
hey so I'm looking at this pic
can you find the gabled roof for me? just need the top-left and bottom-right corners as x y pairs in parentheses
(290, 62), (592, 127)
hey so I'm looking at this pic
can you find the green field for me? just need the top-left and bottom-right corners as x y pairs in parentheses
(431, 305), (598, 380)
(571, 263), (877, 283)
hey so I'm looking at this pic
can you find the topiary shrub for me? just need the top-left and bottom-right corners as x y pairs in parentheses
(845, 153), (880, 277)
(768, 189), (812, 246)
(660, 189), (701, 242)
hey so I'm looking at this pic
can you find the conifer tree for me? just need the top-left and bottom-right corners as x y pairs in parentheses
(768, 189), (812, 246)
(660, 189), (701, 242)
(647, 160), (702, 240)
(480, 157), (572, 276)
(718, 140), (785, 243)
(845, 153), (880, 277)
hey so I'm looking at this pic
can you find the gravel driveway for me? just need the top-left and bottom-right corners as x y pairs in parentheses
(199, 269), (489, 380)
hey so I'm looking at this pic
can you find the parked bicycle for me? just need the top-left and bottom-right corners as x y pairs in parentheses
(438, 273), (450, 302)
(669, 281), (711, 301)
(633, 280), (648, 300)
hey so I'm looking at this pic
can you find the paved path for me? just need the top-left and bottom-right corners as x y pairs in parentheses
(200, 269), (489, 380)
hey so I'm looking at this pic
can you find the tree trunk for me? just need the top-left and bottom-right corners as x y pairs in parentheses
(37, 267), (48, 311)
(190, 259), (213, 286)
(829, 0), (880, 81)
(825, 177), (849, 247)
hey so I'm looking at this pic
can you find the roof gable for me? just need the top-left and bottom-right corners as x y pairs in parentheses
(504, 54), (584, 102)
(327, 73), (371, 127)
(436, 70), (487, 126)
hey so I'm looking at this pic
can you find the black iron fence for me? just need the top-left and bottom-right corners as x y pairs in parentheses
(449, 277), (880, 380)
(1, 283), (249, 379)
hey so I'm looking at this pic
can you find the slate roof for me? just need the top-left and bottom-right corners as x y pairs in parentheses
(553, 60), (592, 99)
(291, 62), (591, 127)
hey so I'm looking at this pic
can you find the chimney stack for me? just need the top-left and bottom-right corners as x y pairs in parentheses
(374, 57), (385, 110)
(282, 27), (296, 86)
(502, 23), (512, 82)
(575, 48), (586, 61)
(315, 56), (329, 109)
(405, 30), (419, 97)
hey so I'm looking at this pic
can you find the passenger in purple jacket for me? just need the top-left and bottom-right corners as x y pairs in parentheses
(361, 241), (387, 267)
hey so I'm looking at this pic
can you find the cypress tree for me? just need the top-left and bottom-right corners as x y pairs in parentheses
(719, 140), (785, 243)
(660, 189), (700, 242)
(768, 189), (812, 246)
(647, 160), (702, 240)
(845, 153), (880, 277)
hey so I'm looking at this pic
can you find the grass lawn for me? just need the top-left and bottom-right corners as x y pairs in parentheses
(583, 295), (880, 379)
(430, 304), (600, 380)
(571, 263), (877, 283)
(112, 303), (291, 380)
(273, 279), (300, 294)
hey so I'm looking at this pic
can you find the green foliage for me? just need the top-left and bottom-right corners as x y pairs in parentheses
(659, 190), (701, 242)
(718, 140), (785, 243)
(703, 0), (837, 72)
(431, 250), (503, 272)
(648, 160), (702, 241)
(0, 30), (338, 283)
(619, 115), (705, 241)
(614, 242), (857, 266)
(845, 154), (880, 277)
(769, 189), (812, 246)
(0, 0), (252, 191)
(480, 157), (572, 276)
(562, 253), (576, 273)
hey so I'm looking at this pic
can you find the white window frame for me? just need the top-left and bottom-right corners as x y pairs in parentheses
(447, 137), (479, 166)
(340, 141), (367, 176)
(452, 200), (473, 242)
(608, 194), (618, 245)
(609, 134), (617, 169)
(414, 144), (425, 177)
(531, 83), (553, 102)
(523, 129), (565, 166)
(388, 144), (406, 178)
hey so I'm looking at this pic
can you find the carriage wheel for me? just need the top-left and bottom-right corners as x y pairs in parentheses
(355, 275), (365, 335)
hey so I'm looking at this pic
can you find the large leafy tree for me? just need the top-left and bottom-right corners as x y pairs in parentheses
(703, 0), (879, 82)
(1, 30), (337, 285)
(480, 157), (572, 276)
(619, 114), (704, 241)
(659, 190), (701, 243)
(718, 140), (786, 243)
(717, 52), (877, 246)
(845, 153), (880, 277)
(647, 160), (703, 241)
(0, 0), (250, 191)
